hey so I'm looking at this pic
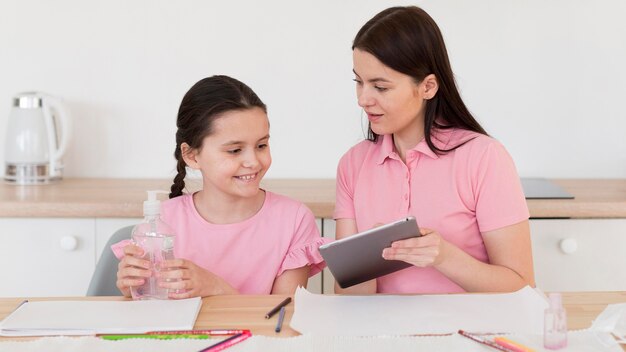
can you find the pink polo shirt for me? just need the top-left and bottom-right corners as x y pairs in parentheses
(113, 191), (326, 294)
(334, 128), (529, 294)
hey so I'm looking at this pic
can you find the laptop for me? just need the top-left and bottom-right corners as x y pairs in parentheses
(521, 178), (574, 199)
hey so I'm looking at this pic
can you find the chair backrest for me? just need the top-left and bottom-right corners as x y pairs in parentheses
(86, 225), (134, 296)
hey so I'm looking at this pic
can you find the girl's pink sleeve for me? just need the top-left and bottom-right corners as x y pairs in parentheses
(110, 239), (133, 260)
(278, 204), (331, 277)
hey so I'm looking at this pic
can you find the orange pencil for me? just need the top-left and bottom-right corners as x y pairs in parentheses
(494, 337), (535, 352)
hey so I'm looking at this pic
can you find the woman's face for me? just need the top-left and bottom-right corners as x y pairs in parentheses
(353, 48), (429, 139)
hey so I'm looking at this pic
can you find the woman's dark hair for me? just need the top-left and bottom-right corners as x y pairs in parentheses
(353, 6), (487, 154)
(169, 75), (266, 198)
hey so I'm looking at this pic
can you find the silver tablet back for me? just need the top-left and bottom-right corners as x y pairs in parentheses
(319, 217), (420, 289)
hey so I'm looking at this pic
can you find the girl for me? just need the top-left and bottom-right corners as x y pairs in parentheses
(335, 6), (535, 294)
(114, 75), (326, 298)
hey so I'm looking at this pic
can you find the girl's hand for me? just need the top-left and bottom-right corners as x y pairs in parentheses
(381, 228), (450, 267)
(157, 259), (238, 299)
(116, 244), (151, 297)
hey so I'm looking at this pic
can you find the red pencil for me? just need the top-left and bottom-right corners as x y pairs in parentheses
(198, 330), (252, 352)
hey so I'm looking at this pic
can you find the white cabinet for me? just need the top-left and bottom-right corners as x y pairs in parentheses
(0, 217), (324, 297)
(318, 218), (626, 293)
(0, 218), (322, 297)
(530, 219), (626, 292)
(4, 216), (621, 297)
(0, 218), (95, 297)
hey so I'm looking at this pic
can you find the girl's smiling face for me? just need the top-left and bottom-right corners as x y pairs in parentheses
(183, 107), (271, 200)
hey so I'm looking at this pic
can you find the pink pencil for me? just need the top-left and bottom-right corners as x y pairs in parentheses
(198, 330), (252, 352)
(147, 329), (249, 336)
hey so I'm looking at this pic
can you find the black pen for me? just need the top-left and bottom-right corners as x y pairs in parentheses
(274, 306), (286, 333)
(264, 297), (291, 319)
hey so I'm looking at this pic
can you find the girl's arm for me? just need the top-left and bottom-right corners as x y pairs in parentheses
(271, 266), (310, 294)
(384, 220), (535, 292)
(158, 258), (239, 298)
(334, 218), (377, 294)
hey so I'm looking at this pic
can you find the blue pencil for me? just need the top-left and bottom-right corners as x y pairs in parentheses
(275, 306), (286, 333)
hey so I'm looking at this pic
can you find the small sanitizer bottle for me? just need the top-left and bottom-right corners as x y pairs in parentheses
(130, 190), (177, 300)
(544, 292), (568, 349)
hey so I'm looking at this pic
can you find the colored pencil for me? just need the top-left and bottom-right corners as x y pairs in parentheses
(264, 297), (291, 319)
(198, 330), (252, 352)
(275, 306), (286, 333)
(458, 330), (515, 352)
(146, 329), (248, 336)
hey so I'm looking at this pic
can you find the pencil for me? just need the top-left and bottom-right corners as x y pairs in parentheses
(264, 297), (291, 319)
(198, 330), (252, 352)
(101, 334), (211, 340)
(458, 330), (515, 352)
(275, 306), (286, 333)
(494, 337), (536, 352)
(146, 329), (248, 336)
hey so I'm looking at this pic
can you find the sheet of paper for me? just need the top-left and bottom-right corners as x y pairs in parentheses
(0, 297), (202, 336)
(591, 303), (626, 344)
(290, 286), (549, 336)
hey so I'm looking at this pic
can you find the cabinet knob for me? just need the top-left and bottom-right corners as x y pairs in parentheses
(60, 236), (79, 251)
(559, 238), (578, 254)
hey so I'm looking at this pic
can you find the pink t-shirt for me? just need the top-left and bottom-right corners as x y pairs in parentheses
(113, 191), (326, 294)
(334, 128), (529, 294)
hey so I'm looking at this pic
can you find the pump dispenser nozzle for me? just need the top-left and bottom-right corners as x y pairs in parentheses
(144, 190), (168, 216)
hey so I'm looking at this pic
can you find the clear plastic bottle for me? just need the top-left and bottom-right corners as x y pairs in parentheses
(544, 292), (568, 349)
(130, 190), (176, 300)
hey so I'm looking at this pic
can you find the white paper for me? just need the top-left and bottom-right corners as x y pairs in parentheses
(290, 286), (549, 336)
(0, 297), (202, 336)
(591, 303), (626, 344)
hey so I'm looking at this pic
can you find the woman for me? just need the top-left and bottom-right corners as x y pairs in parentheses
(334, 6), (534, 294)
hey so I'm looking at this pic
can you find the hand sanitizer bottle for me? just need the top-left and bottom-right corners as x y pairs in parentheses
(544, 292), (568, 349)
(130, 190), (176, 300)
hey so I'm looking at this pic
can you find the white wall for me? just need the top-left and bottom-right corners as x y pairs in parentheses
(1, 0), (625, 180)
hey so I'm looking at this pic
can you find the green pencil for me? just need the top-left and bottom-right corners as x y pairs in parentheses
(100, 334), (212, 340)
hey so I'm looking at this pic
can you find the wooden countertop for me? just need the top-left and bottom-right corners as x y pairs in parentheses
(1, 178), (626, 219)
(0, 291), (624, 338)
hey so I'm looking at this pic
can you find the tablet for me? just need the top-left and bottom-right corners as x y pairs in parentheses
(319, 216), (420, 289)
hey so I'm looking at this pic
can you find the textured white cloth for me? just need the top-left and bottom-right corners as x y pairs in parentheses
(0, 330), (621, 352)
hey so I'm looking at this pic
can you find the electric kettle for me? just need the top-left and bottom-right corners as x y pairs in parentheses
(4, 92), (71, 184)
